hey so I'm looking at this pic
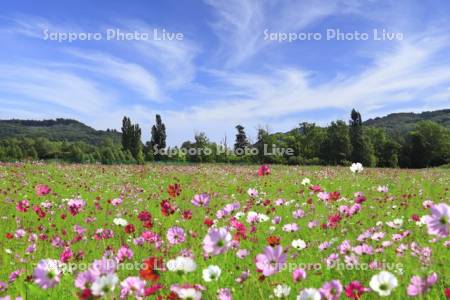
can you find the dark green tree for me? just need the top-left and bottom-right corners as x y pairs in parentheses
(320, 120), (352, 165)
(150, 114), (166, 160)
(234, 125), (249, 156)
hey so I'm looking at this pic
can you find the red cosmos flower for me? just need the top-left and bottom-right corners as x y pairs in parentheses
(263, 199), (271, 206)
(345, 281), (367, 299)
(167, 184), (181, 198)
(5, 233), (13, 239)
(138, 211), (152, 222)
(145, 284), (164, 296)
(204, 217), (214, 227)
(411, 214), (421, 222)
(33, 205), (46, 218)
(160, 200), (175, 216)
(143, 220), (153, 229)
(230, 218), (247, 240)
(124, 224), (136, 234)
(182, 210), (192, 220)
(267, 236), (280, 246)
(354, 195), (367, 204)
(309, 185), (322, 193)
(327, 214), (342, 228)
(140, 257), (165, 281)
(258, 165), (271, 176)
(78, 288), (94, 300)
(445, 288), (450, 299)
(329, 191), (340, 201)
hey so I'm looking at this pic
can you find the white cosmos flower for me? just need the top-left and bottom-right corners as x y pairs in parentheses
(178, 288), (202, 299)
(297, 288), (321, 300)
(386, 218), (403, 229)
(350, 162), (364, 173)
(292, 239), (307, 250)
(202, 265), (221, 282)
(91, 273), (119, 296)
(301, 178), (311, 186)
(274, 284), (291, 298)
(369, 271), (398, 297)
(235, 212), (245, 219)
(258, 213), (269, 222)
(167, 256), (197, 273)
(113, 218), (128, 227)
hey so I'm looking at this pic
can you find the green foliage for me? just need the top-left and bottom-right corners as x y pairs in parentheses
(1, 110), (449, 168)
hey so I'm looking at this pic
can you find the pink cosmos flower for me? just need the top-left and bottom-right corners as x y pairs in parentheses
(8, 269), (23, 283)
(293, 209), (305, 219)
(67, 198), (86, 216)
(407, 273), (438, 296)
(191, 193), (210, 207)
(325, 253), (339, 267)
(319, 241), (331, 251)
(424, 203), (449, 237)
(203, 228), (232, 256)
(35, 184), (51, 196)
(167, 226), (186, 245)
(117, 246), (134, 262)
(111, 198), (123, 207)
(320, 280), (343, 300)
(275, 198), (285, 206)
(235, 270), (250, 283)
(75, 270), (97, 289)
(120, 276), (146, 299)
(236, 249), (250, 259)
(218, 288), (233, 300)
(255, 245), (287, 276)
(16, 200), (30, 212)
(282, 223), (299, 232)
(33, 259), (62, 289)
(318, 192), (330, 201)
(14, 229), (26, 239)
(292, 268), (306, 282)
(247, 188), (258, 197)
(423, 200), (434, 209)
(308, 220), (319, 228)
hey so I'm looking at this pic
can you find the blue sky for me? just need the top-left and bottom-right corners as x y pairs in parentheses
(1, 0), (450, 145)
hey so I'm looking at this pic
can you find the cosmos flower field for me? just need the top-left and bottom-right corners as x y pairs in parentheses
(0, 163), (449, 299)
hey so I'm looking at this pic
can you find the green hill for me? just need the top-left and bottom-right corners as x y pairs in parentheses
(0, 118), (121, 145)
(364, 109), (450, 136)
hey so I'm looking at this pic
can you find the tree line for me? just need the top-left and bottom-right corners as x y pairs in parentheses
(0, 110), (448, 168)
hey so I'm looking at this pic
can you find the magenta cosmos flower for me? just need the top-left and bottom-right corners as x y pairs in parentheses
(16, 200), (30, 212)
(33, 259), (62, 289)
(255, 245), (287, 276)
(35, 184), (51, 196)
(191, 193), (210, 207)
(167, 226), (186, 245)
(203, 228), (232, 256)
(424, 203), (449, 237)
